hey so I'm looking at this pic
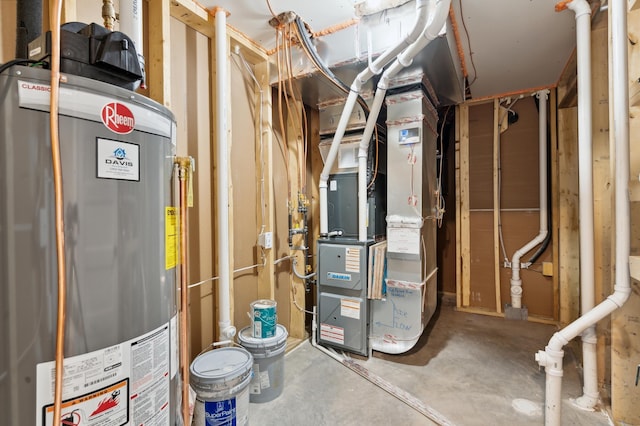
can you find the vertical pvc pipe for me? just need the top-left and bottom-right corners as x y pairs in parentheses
(509, 90), (549, 309)
(214, 8), (235, 340)
(119, 0), (145, 80)
(538, 1), (631, 423)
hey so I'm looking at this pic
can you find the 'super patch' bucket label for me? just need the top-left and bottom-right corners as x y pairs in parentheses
(204, 398), (236, 425)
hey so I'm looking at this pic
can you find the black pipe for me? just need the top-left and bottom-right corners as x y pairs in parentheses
(15, 0), (43, 59)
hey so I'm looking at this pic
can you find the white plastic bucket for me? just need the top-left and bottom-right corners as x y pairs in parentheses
(237, 324), (288, 403)
(250, 299), (277, 338)
(190, 347), (253, 425)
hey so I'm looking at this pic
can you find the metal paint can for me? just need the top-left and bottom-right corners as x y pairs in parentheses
(251, 299), (277, 338)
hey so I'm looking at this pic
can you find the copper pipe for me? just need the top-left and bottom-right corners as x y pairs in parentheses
(49, 0), (65, 424)
(312, 18), (358, 38)
(102, 0), (116, 30)
(177, 158), (191, 426)
(448, 5), (468, 79)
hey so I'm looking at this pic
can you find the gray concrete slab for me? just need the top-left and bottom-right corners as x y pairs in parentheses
(249, 302), (613, 425)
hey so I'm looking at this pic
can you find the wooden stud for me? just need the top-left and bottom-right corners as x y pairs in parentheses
(459, 103), (471, 308)
(455, 105), (462, 308)
(287, 99), (306, 339)
(550, 89), (560, 321)
(170, 0), (214, 38)
(492, 99), (502, 313)
(147, 0), (172, 108)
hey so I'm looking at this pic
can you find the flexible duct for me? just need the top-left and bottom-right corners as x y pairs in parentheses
(508, 90), (549, 309)
(15, 0), (43, 59)
(358, 0), (451, 241)
(319, 0), (432, 237)
(536, 0), (631, 424)
(214, 8), (236, 340)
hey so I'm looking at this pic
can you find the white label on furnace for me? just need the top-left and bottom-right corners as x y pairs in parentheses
(387, 227), (420, 255)
(341, 298), (361, 320)
(320, 323), (345, 345)
(97, 138), (140, 181)
(344, 247), (360, 273)
(330, 180), (338, 191)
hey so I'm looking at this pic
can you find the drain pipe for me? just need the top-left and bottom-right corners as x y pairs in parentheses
(509, 89), (549, 309)
(214, 7), (236, 340)
(358, 0), (451, 241)
(536, 0), (631, 424)
(319, 0), (431, 237)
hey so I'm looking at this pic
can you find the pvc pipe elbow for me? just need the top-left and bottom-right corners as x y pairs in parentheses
(219, 323), (236, 339)
(608, 286), (631, 308)
(567, 0), (592, 18)
(319, 176), (329, 187)
(547, 332), (569, 353)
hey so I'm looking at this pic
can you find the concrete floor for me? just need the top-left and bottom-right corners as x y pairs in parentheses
(249, 299), (613, 425)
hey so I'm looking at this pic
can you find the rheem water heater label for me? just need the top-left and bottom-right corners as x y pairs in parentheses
(97, 138), (140, 181)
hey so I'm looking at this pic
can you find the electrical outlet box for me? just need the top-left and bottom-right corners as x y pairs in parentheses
(258, 232), (273, 249)
(542, 262), (553, 277)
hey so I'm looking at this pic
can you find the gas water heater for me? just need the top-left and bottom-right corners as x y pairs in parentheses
(0, 65), (179, 425)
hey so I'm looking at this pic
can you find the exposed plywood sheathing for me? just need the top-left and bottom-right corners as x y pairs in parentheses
(458, 97), (555, 320)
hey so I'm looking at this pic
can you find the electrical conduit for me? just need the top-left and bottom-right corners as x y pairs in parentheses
(214, 8), (236, 340)
(536, 0), (631, 424)
(508, 89), (549, 309)
(358, 0), (451, 241)
(319, 0), (432, 237)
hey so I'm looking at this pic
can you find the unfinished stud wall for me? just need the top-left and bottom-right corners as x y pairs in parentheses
(0, 1), (17, 62)
(458, 97), (556, 320)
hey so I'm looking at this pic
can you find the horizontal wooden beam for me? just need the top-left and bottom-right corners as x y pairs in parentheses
(170, 0), (214, 38)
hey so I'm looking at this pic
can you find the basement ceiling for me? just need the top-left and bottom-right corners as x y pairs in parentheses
(199, 0), (585, 101)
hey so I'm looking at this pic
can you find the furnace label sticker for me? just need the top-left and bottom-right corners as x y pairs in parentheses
(327, 272), (351, 281)
(344, 247), (361, 273)
(165, 207), (178, 270)
(96, 138), (140, 181)
(41, 379), (129, 426)
(320, 323), (345, 345)
(340, 298), (361, 320)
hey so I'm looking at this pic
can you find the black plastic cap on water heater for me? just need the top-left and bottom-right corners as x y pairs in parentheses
(27, 22), (143, 90)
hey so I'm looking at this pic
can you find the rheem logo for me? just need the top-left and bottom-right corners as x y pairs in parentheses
(101, 102), (135, 134)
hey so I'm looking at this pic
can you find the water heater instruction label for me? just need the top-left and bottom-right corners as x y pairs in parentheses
(165, 207), (177, 270)
(36, 322), (171, 426)
(97, 138), (140, 181)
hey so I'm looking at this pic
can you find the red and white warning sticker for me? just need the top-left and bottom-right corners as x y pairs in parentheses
(320, 323), (345, 345)
(42, 379), (129, 426)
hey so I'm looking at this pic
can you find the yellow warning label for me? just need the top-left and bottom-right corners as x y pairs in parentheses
(165, 207), (177, 270)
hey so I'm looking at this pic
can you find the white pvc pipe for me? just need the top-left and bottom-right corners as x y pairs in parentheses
(357, 0), (451, 241)
(509, 90), (549, 309)
(537, 1), (631, 424)
(119, 0), (145, 74)
(215, 8), (235, 340)
(320, 0), (431, 236)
